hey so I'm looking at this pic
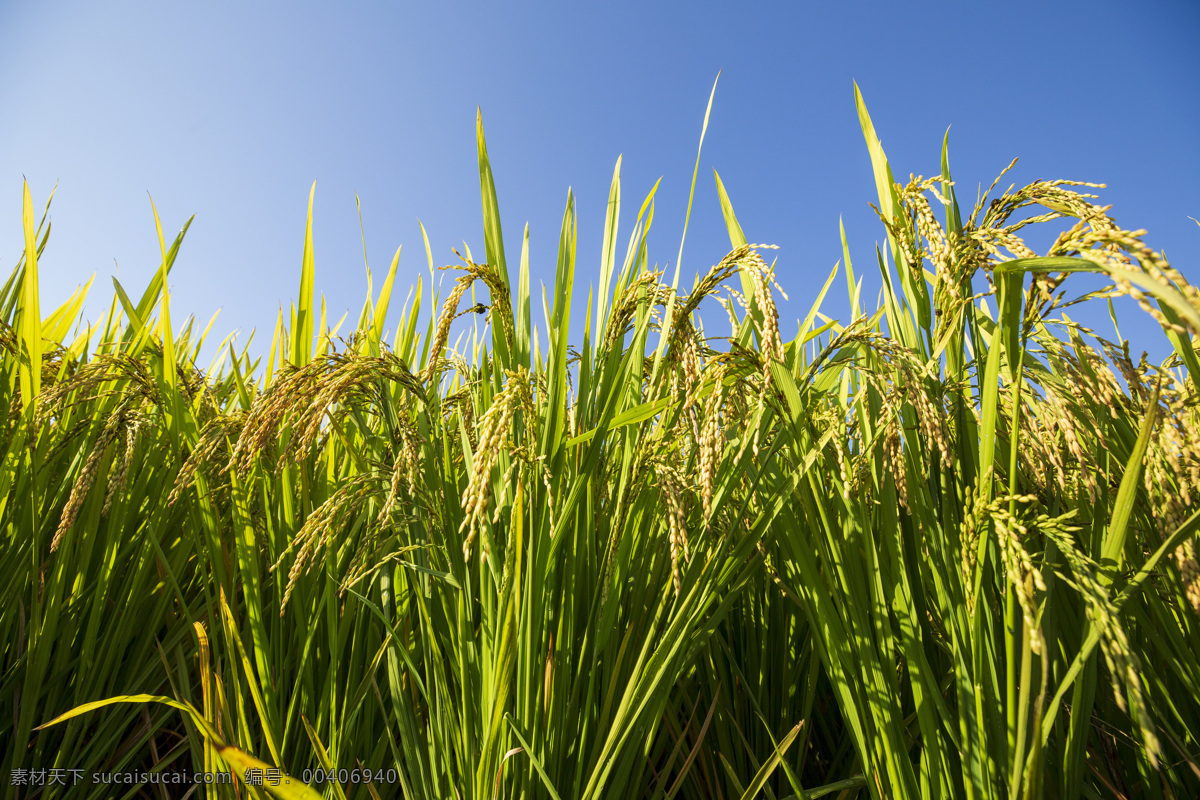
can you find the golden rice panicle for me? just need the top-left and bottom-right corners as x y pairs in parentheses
(656, 459), (690, 596)
(459, 369), (529, 561)
(882, 413), (907, 511)
(974, 220), (1038, 263)
(960, 482), (986, 590)
(603, 270), (665, 349)
(423, 274), (472, 384)
(677, 322), (703, 416)
(453, 251), (516, 352)
(291, 353), (424, 461)
(536, 455), (556, 534)
(1145, 402), (1196, 533)
(680, 244), (752, 322)
(52, 410), (124, 551)
(881, 403), (910, 507)
(855, 336), (951, 486)
(1038, 379), (1098, 504)
(1041, 521), (1162, 766)
(699, 363), (728, 532)
(296, 355), (377, 457)
(228, 362), (316, 474)
(895, 176), (958, 298)
(902, 178), (952, 271)
(102, 417), (141, 516)
(169, 411), (245, 505)
(1173, 538), (1200, 617)
(1042, 201), (1200, 337)
(377, 425), (422, 527)
(734, 246), (784, 459)
(742, 248), (784, 366)
(1140, 370), (1200, 616)
(900, 357), (951, 469)
(992, 498), (1048, 655)
(278, 473), (377, 613)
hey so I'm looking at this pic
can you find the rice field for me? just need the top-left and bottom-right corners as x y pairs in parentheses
(3, 87), (1199, 800)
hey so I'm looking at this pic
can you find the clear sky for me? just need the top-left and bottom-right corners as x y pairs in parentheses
(2, 0), (1197, 366)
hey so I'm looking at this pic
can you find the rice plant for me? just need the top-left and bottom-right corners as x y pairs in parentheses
(3, 84), (1199, 800)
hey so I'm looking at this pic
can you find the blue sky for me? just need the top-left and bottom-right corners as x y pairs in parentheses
(2, 0), (1197, 365)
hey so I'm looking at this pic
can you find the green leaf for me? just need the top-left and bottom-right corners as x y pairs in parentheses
(19, 180), (42, 403)
(737, 722), (803, 800)
(1101, 378), (1160, 573)
(293, 180), (317, 367)
(477, 107), (509, 287)
(218, 746), (325, 800)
